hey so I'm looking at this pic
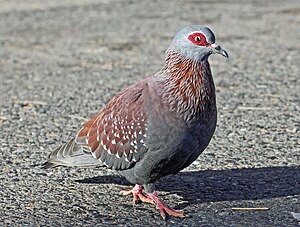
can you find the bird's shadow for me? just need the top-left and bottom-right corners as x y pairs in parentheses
(76, 165), (300, 209)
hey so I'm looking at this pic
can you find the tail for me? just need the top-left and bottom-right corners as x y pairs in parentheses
(42, 138), (101, 168)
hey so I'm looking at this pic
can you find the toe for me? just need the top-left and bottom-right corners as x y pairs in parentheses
(119, 189), (133, 196)
(165, 208), (185, 218)
(148, 191), (185, 219)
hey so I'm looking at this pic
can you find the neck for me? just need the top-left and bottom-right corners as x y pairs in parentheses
(158, 50), (216, 121)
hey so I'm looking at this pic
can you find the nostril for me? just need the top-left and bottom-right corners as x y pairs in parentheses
(214, 45), (221, 51)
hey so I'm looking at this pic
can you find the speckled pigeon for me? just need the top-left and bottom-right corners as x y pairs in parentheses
(43, 25), (228, 219)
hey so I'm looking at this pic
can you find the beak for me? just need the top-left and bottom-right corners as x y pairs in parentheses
(210, 43), (229, 58)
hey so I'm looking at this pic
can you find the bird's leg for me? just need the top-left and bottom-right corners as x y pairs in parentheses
(147, 191), (184, 219)
(120, 184), (154, 204)
(121, 185), (184, 219)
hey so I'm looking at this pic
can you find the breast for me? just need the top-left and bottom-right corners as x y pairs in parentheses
(128, 103), (217, 184)
(179, 109), (217, 170)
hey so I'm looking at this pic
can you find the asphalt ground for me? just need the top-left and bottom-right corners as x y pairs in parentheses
(0, 0), (299, 226)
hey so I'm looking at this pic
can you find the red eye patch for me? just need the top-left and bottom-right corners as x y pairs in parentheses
(188, 32), (209, 47)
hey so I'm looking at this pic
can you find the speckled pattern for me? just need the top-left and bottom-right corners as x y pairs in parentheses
(0, 0), (299, 226)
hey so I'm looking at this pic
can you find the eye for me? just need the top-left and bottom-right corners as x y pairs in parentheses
(195, 36), (201, 42)
(188, 32), (209, 47)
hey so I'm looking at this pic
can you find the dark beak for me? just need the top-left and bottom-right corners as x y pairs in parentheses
(211, 43), (229, 58)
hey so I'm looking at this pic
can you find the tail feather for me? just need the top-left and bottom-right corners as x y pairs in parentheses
(42, 138), (101, 168)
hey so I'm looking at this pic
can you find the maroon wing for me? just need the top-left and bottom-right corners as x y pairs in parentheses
(75, 82), (149, 170)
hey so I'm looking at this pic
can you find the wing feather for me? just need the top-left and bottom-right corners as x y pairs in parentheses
(75, 81), (149, 170)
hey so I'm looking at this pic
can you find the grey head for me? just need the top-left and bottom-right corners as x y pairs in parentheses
(169, 25), (228, 61)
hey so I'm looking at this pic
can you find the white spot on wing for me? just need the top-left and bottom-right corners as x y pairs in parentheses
(92, 152), (97, 159)
(103, 143), (108, 150)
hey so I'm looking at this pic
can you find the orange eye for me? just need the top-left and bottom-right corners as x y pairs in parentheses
(194, 36), (201, 42)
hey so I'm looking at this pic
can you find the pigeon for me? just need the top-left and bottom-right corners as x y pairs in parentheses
(43, 25), (228, 219)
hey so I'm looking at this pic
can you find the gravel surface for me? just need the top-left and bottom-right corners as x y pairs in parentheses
(0, 0), (299, 226)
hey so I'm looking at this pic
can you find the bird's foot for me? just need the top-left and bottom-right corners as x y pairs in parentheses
(120, 185), (184, 219)
(120, 184), (154, 204)
(147, 191), (185, 219)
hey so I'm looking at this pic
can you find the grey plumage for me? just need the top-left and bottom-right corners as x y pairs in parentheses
(42, 25), (228, 219)
(42, 138), (100, 168)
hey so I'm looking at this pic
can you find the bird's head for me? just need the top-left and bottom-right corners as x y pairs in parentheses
(168, 25), (228, 61)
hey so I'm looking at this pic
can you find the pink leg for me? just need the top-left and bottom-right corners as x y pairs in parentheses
(120, 185), (184, 219)
(120, 184), (153, 204)
(147, 191), (185, 219)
